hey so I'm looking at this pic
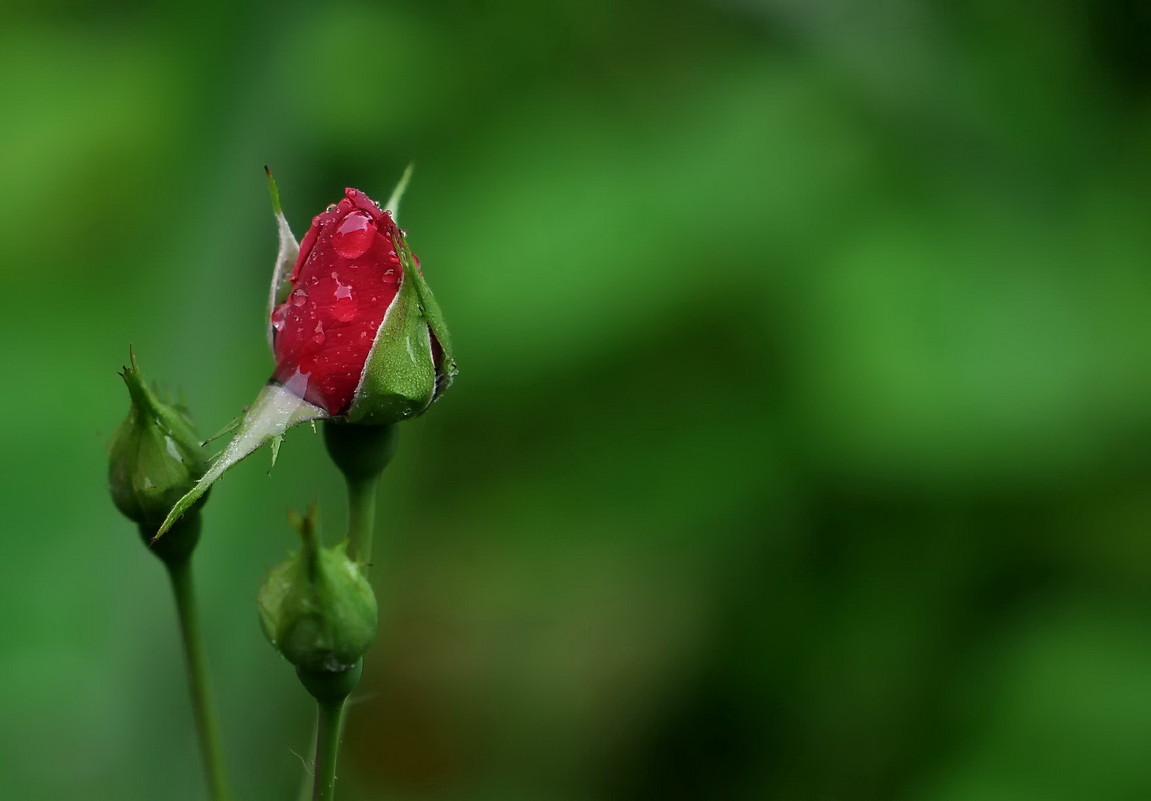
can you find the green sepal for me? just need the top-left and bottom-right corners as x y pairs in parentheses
(395, 229), (458, 398)
(257, 507), (378, 673)
(265, 166), (299, 350)
(345, 246), (437, 424)
(383, 163), (414, 219)
(156, 383), (326, 538)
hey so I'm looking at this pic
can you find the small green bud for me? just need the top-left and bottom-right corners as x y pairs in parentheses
(257, 507), (378, 675)
(108, 350), (208, 536)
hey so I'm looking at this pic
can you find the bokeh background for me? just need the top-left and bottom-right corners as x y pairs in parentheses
(3, 1), (1151, 799)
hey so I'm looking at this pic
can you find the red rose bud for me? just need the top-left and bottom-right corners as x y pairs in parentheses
(270, 187), (454, 419)
(156, 171), (456, 537)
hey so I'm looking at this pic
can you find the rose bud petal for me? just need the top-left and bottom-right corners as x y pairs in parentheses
(156, 171), (456, 537)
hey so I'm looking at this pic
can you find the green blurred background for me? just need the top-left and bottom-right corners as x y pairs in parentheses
(3, 1), (1151, 799)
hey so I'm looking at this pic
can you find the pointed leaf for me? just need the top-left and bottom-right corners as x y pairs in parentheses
(156, 383), (326, 538)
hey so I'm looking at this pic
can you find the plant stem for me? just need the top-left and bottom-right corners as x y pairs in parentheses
(344, 476), (378, 564)
(322, 422), (397, 566)
(312, 699), (347, 801)
(312, 421), (395, 799)
(166, 557), (233, 801)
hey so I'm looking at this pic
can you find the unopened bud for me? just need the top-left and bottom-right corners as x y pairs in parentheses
(257, 507), (378, 680)
(108, 350), (208, 557)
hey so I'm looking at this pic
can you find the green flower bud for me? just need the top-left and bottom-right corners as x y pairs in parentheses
(108, 350), (208, 537)
(257, 507), (378, 676)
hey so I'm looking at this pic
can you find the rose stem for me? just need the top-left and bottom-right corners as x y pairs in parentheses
(322, 422), (398, 565)
(302, 423), (396, 799)
(298, 664), (362, 801)
(344, 474), (378, 564)
(311, 698), (347, 801)
(166, 554), (233, 801)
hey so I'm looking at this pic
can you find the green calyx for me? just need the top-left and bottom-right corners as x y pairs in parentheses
(346, 228), (457, 424)
(257, 507), (378, 674)
(109, 350), (208, 533)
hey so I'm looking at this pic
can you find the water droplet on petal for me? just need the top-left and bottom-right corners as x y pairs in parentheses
(290, 289), (308, 307)
(312, 321), (326, 345)
(331, 297), (358, 322)
(331, 211), (376, 259)
(271, 305), (287, 331)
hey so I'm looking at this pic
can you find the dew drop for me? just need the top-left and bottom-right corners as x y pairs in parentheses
(270, 305), (288, 331)
(331, 211), (376, 259)
(290, 289), (308, 307)
(331, 297), (358, 323)
(164, 436), (184, 463)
